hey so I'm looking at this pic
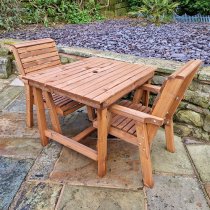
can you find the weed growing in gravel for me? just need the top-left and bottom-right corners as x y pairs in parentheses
(139, 0), (179, 25)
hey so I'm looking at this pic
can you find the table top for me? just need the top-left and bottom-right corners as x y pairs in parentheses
(23, 57), (156, 108)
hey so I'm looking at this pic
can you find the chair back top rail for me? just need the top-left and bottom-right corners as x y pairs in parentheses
(9, 38), (61, 75)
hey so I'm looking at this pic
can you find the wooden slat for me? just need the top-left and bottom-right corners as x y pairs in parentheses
(14, 38), (54, 48)
(25, 60), (61, 73)
(23, 56), (60, 69)
(34, 58), (108, 83)
(65, 63), (146, 95)
(20, 47), (57, 59)
(55, 61), (127, 89)
(96, 71), (154, 108)
(26, 57), (103, 78)
(17, 42), (56, 54)
(22, 51), (59, 63)
(45, 129), (98, 161)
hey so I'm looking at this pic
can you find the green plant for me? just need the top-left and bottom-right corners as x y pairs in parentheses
(177, 0), (210, 15)
(0, 0), (23, 30)
(127, 0), (143, 11)
(139, 0), (179, 25)
(23, 0), (104, 26)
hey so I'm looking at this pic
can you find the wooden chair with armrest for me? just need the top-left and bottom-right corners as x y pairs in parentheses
(9, 38), (95, 128)
(93, 59), (202, 188)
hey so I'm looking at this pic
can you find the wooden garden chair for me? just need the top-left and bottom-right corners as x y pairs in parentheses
(94, 59), (202, 188)
(9, 38), (85, 128)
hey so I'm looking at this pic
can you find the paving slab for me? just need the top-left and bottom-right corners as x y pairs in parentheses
(146, 175), (210, 210)
(3, 92), (26, 113)
(50, 139), (143, 190)
(151, 129), (194, 175)
(0, 138), (42, 159)
(27, 142), (62, 181)
(9, 181), (62, 210)
(0, 113), (39, 139)
(0, 157), (33, 210)
(0, 86), (23, 111)
(57, 185), (145, 210)
(187, 145), (210, 182)
(0, 74), (16, 92)
(10, 78), (24, 86)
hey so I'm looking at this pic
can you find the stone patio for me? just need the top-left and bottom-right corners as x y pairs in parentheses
(0, 75), (210, 210)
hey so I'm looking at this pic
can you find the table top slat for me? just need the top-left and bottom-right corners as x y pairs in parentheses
(58, 61), (129, 90)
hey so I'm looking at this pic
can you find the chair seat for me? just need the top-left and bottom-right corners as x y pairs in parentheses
(44, 94), (84, 116)
(111, 100), (151, 136)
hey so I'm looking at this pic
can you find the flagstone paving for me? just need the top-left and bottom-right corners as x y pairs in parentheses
(9, 181), (62, 210)
(146, 175), (209, 210)
(0, 75), (209, 210)
(186, 144), (210, 182)
(0, 157), (34, 210)
(56, 185), (146, 210)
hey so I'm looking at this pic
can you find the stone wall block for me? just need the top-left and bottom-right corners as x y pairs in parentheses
(0, 56), (12, 79)
(184, 90), (210, 109)
(152, 75), (165, 85)
(203, 115), (210, 132)
(174, 123), (193, 137)
(175, 110), (204, 127)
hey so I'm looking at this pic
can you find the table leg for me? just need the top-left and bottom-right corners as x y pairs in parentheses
(43, 91), (62, 134)
(33, 87), (48, 146)
(97, 108), (108, 177)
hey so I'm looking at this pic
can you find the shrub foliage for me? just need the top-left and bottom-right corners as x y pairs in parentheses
(0, 0), (23, 30)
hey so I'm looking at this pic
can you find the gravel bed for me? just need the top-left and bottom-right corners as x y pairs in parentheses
(1, 19), (210, 64)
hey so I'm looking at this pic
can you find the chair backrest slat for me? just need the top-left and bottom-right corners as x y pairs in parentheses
(10, 38), (61, 75)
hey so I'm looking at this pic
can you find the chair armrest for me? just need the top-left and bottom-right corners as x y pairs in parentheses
(141, 84), (161, 94)
(109, 104), (164, 126)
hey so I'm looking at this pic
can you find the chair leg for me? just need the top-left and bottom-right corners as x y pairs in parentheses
(86, 106), (96, 121)
(165, 120), (175, 153)
(142, 90), (150, 107)
(136, 123), (154, 188)
(25, 85), (33, 128)
(133, 88), (143, 104)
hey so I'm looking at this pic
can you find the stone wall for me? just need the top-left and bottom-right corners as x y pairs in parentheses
(100, 0), (128, 17)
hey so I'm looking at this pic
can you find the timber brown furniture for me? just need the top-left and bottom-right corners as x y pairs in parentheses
(93, 60), (202, 187)
(22, 57), (156, 179)
(9, 38), (84, 128)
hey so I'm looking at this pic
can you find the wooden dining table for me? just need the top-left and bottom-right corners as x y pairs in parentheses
(23, 57), (157, 177)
